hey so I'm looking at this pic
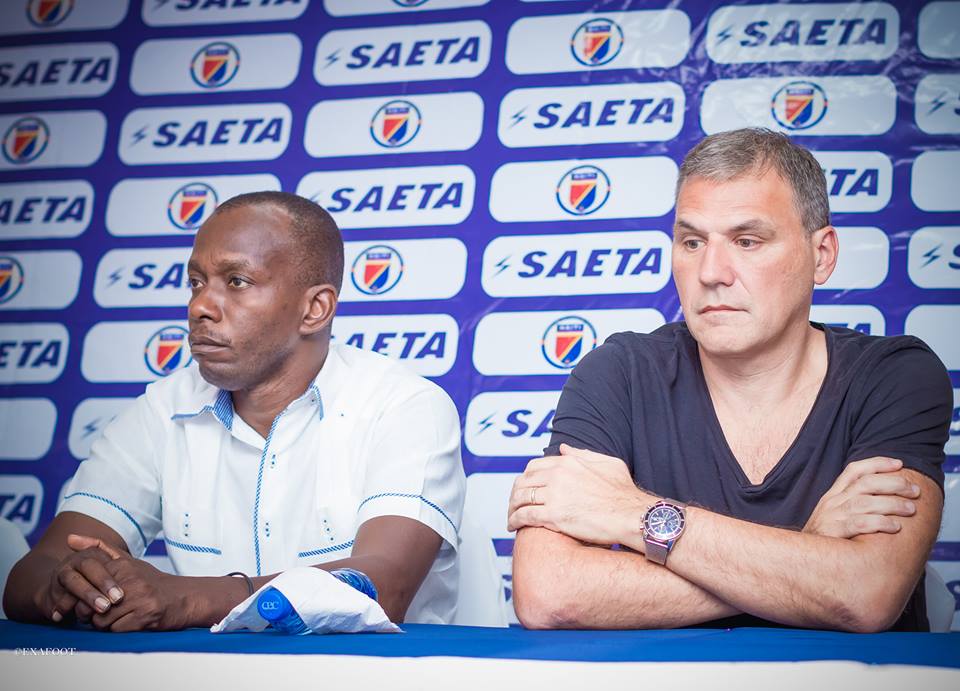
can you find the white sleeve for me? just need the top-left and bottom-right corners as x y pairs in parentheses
(58, 393), (163, 556)
(356, 382), (465, 551)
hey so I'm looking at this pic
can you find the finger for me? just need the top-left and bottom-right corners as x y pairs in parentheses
(74, 600), (94, 621)
(835, 457), (903, 493)
(57, 567), (113, 614)
(846, 514), (902, 537)
(523, 456), (559, 472)
(559, 444), (620, 463)
(75, 557), (124, 603)
(107, 609), (147, 633)
(67, 534), (124, 560)
(51, 591), (79, 623)
(507, 504), (550, 532)
(850, 472), (920, 499)
(506, 482), (545, 516)
(852, 495), (917, 517)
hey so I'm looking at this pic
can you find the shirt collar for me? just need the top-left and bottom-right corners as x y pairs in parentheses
(170, 355), (337, 431)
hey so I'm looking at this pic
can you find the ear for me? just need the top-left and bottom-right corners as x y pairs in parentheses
(811, 225), (839, 286)
(300, 284), (338, 336)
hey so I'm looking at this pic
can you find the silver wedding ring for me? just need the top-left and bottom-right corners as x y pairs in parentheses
(531, 486), (538, 505)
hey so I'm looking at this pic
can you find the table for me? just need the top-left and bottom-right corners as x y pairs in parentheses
(2, 620), (958, 690)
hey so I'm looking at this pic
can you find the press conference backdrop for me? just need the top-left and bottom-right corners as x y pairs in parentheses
(0, 0), (958, 627)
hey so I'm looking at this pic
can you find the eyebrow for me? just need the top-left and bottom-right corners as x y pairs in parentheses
(673, 218), (776, 236)
(187, 257), (259, 275)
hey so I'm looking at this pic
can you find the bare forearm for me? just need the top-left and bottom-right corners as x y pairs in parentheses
(513, 527), (738, 629)
(660, 506), (932, 632)
(3, 552), (60, 623)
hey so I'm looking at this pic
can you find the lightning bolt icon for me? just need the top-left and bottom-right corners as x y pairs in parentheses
(324, 50), (341, 69)
(131, 126), (149, 146)
(716, 25), (733, 44)
(921, 243), (942, 268)
(107, 268), (124, 287)
(492, 256), (511, 278)
(508, 108), (527, 129)
(477, 414), (495, 435)
(928, 91), (949, 115)
(81, 418), (101, 439)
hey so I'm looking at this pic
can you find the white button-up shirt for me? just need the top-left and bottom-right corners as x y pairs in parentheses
(59, 343), (465, 623)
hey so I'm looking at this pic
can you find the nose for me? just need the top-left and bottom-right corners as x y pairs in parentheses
(188, 282), (222, 324)
(698, 238), (736, 287)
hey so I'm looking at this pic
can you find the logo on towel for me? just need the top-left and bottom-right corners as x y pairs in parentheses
(570, 18), (624, 67)
(2, 116), (49, 164)
(556, 164), (610, 216)
(26, 0), (73, 28)
(0, 256), (25, 304)
(167, 182), (218, 231)
(190, 42), (241, 89)
(771, 80), (828, 130)
(540, 315), (596, 369)
(370, 99), (422, 148)
(350, 244), (404, 295)
(144, 325), (192, 377)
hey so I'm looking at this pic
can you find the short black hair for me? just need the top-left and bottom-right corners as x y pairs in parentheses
(212, 191), (344, 293)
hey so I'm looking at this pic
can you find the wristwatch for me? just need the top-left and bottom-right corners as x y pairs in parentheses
(642, 499), (686, 565)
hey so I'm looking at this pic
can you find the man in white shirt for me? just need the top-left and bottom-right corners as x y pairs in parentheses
(4, 192), (465, 631)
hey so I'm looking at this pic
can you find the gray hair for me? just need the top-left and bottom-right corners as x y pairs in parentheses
(676, 128), (830, 234)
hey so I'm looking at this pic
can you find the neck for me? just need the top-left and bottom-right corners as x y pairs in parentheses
(698, 321), (827, 408)
(232, 343), (329, 439)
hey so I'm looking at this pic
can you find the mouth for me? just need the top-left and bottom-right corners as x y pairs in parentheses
(699, 305), (743, 315)
(188, 335), (229, 354)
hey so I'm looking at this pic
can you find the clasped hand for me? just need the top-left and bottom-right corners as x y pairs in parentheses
(41, 535), (188, 632)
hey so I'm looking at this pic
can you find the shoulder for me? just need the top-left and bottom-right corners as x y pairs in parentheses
(573, 321), (694, 382)
(330, 343), (456, 413)
(137, 365), (216, 421)
(827, 326), (951, 401)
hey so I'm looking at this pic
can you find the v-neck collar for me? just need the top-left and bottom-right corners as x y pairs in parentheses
(693, 322), (835, 493)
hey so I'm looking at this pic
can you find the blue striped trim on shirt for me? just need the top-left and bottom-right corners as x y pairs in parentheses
(170, 389), (234, 430)
(164, 538), (221, 555)
(357, 493), (458, 535)
(298, 540), (354, 559)
(62, 492), (148, 551)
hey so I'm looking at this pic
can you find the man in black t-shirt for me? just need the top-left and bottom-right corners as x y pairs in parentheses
(507, 128), (952, 632)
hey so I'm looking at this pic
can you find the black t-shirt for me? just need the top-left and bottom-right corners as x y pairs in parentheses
(546, 322), (952, 631)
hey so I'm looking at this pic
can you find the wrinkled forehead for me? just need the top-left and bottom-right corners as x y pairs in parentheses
(192, 205), (296, 269)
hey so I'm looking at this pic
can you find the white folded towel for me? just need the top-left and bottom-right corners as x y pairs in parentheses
(211, 567), (402, 635)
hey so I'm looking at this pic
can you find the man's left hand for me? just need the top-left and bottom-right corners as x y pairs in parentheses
(507, 444), (650, 546)
(67, 535), (191, 632)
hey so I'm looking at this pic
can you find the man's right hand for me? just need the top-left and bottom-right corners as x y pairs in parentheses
(37, 535), (125, 624)
(804, 457), (921, 539)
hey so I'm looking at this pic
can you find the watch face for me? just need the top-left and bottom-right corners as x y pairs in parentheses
(645, 504), (685, 540)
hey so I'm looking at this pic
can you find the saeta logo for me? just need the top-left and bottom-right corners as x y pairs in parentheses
(168, 182), (217, 230)
(541, 316), (597, 370)
(144, 325), (191, 377)
(27, 0), (73, 28)
(2, 116), (49, 164)
(370, 100), (421, 148)
(0, 256), (25, 304)
(351, 245), (404, 295)
(570, 18), (623, 67)
(190, 42), (241, 89)
(771, 80), (827, 130)
(556, 165), (610, 216)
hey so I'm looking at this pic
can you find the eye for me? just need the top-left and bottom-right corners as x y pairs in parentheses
(682, 238), (703, 250)
(735, 238), (759, 249)
(188, 276), (203, 289)
(228, 276), (249, 288)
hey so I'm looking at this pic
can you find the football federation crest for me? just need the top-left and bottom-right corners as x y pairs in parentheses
(167, 183), (218, 231)
(541, 316), (597, 370)
(771, 81), (828, 130)
(2, 117), (50, 165)
(144, 326), (192, 377)
(370, 100), (422, 148)
(570, 18), (624, 67)
(26, 0), (74, 28)
(0, 257), (25, 305)
(190, 42), (241, 89)
(350, 245), (404, 295)
(556, 165), (611, 216)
